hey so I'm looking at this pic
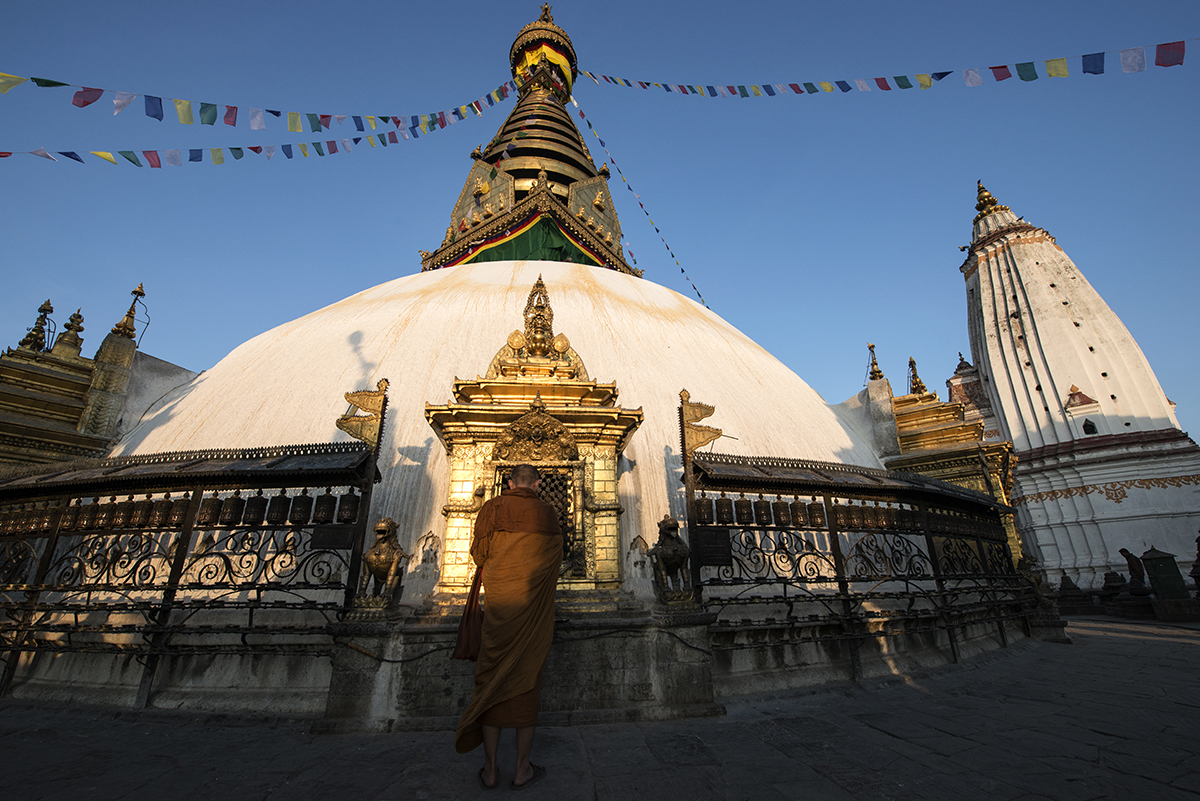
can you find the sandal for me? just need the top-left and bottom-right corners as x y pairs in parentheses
(511, 763), (546, 790)
(478, 767), (497, 790)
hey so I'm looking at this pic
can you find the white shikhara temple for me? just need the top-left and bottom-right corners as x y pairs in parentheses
(951, 183), (1200, 587)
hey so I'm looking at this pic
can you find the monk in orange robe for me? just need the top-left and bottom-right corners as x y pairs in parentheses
(455, 464), (562, 790)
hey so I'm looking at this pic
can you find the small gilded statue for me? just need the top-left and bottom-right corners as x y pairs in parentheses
(358, 517), (411, 605)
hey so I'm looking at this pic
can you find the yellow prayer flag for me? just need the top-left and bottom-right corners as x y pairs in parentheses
(750, 85), (762, 97)
(460, 105), (470, 118)
(299, 143), (309, 157)
(0, 72), (28, 94)
(1047, 58), (1069, 77)
(288, 112), (301, 132)
(89, 151), (117, 165)
(367, 135), (376, 147)
(819, 82), (834, 93)
(366, 115), (377, 129)
(916, 74), (933, 89)
(173, 99), (194, 125)
(210, 148), (225, 164)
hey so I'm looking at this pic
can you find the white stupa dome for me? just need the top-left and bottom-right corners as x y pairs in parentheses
(112, 260), (881, 556)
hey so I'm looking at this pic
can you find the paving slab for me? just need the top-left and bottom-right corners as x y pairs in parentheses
(1, 617), (1198, 800)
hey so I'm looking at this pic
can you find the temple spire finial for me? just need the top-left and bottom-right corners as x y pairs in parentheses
(17, 299), (54, 351)
(974, 180), (1011, 223)
(908, 357), (928, 395)
(111, 283), (144, 340)
(867, 343), (885, 381)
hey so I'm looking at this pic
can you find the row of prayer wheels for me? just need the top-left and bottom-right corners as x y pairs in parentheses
(0, 487), (361, 535)
(692, 492), (926, 532)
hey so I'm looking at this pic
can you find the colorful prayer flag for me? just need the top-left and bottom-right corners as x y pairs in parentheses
(1046, 58), (1069, 77)
(387, 131), (398, 144)
(189, 149), (202, 162)
(200, 102), (217, 125)
(1121, 47), (1146, 73)
(118, 151), (142, 166)
(1156, 41), (1185, 67)
(248, 146), (261, 154)
(210, 148), (224, 164)
(113, 91), (135, 114)
(71, 87), (103, 107)
(334, 114), (346, 125)
(834, 81), (852, 92)
(58, 151), (85, 163)
(963, 69), (983, 87)
(803, 82), (819, 93)
(366, 115), (377, 129)
(145, 96), (164, 121)
(737, 86), (749, 97)
(250, 108), (266, 130)
(288, 112), (301, 132)
(750, 85), (762, 97)
(90, 151), (117, 164)
(0, 73), (28, 94)
(326, 140), (337, 154)
(306, 113), (321, 132)
(173, 99), (194, 124)
(367, 135), (376, 147)
(224, 106), (237, 125)
(788, 83), (803, 94)
(163, 149), (182, 167)
(263, 145), (276, 159)
(266, 109), (281, 117)
(377, 133), (387, 146)
(341, 138), (351, 152)
(313, 142), (325, 156)
(932, 71), (952, 81)
(31, 77), (68, 88)
(1016, 62), (1038, 81)
(230, 147), (243, 159)
(282, 144), (293, 159)
(352, 115), (364, 131)
(855, 79), (871, 91)
(894, 76), (913, 89)
(319, 114), (331, 129)
(142, 150), (161, 168)
(874, 77), (891, 90)
(817, 82), (833, 92)
(916, 74), (932, 89)
(1082, 53), (1105, 74)
(990, 65), (1012, 81)
(299, 143), (309, 157)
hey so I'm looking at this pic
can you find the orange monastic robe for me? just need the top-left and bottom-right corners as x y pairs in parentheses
(454, 486), (562, 753)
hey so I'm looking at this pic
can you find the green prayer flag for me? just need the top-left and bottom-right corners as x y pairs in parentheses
(1016, 62), (1039, 81)
(489, 167), (497, 179)
(117, 150), (143, 167)
(210, 148), (225, 164)
(30, 77), (68, 88)
(229, 147), (244, 160)
(894, 75), (914, 89)
(200, 103), (218, 125)
(313, 142), (325, 156)
(377, 133), (386, 146)
(306, 113), (321, 132)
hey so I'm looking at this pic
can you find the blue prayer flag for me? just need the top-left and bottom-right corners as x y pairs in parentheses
(762, 84), (776, 96)
(188, 149), (202, 163)
(1082, 53), (1105, 74)
(931, 72), (952, 82)
(835, 80), (852, 92)
(145, 95), (163, 121)
(266, 109), (282, 117)
(57, 151), (84, 163)
(707, 85), (717, 96)
(353, 116), (364, 131)
(353, 137), (362, 144)
(282, 144), (293, 159)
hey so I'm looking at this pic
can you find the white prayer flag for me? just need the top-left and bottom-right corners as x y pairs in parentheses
(113, 91), (136, 115)
(717, 86), (730, 97)
(774, 84), (787, 95)
(334, 114), (347, 125)
(1121, 47), (1146, 73)
(963, 69), (983, 87)
(340, 138), (351, 152)
(399, 129), (409, 140)
(855, 79), (871, 91)
(29, 147), (56, 161)
(163, 149), (183, 166)
(249, 108), (266, 130)
(263, 145), (276, 159)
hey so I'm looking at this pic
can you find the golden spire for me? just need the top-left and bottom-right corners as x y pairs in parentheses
(17, 299), (53, 351)
(973, 180), (1011, 223)
(908, 357), (928, 395)
(867, 343), (884, 381)
(111, 282), (144, 339)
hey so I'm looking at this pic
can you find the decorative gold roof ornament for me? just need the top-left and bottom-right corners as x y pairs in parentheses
(337, 378), (390, 449)
(17, 299), (54, 351)
(680, 389), (722, 458)
(111, 283), (144, 340)
(492, 392), (579, 462)
(908, 357), (928, 395)
(867, 343), (885, 381)
(973, 180), (1011, 224)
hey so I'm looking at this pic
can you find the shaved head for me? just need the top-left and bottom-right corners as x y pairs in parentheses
(509, 464), (541, 487)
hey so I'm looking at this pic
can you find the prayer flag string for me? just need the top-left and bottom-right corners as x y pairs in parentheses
(571, 98), (708, 309)
(577, 39), (1190, 98)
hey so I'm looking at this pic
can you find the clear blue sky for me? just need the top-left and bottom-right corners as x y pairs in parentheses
(2, 1), (1197, 433)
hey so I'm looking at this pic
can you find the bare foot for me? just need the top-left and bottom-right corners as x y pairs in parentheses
(478, 766), (498, 789)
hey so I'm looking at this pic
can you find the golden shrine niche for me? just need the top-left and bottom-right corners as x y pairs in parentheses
(425, 276), (643, 591)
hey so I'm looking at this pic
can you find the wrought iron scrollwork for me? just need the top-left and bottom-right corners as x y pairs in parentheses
(843, 532), (932, 581)
(934, 536), (985, 577)
(711, 528), (835, 584)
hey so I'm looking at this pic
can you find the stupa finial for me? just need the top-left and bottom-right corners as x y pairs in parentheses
(973, 180), (1011, 223)
(111, 282), (144, 340)
(908, 357), (928, 395)
(867, 343), (884, 381)
(17, 299), (54, 351)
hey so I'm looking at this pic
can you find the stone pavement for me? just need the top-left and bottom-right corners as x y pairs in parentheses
(2, 617), (1198, 800)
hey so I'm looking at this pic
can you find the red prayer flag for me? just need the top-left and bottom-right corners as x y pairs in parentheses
(319, 114), (331, 129)
(224, 105), (238, 125)
(71, 87), (104, 107)
(387, 131), (398, 144)
(1156, 41), (1185, 67)
(874, 77), (892, 90)
(391, 116), (402, 127)
(143, 150), (161, 168)
(638, 81), (648, 89)
(248, 146), (262, 154)
(0, 152), (12, 158)
(438, 111), (447, 128)
(990, 65), (1013, 81)
(327, 140), (338, 153)
(788, 83), (803, 94)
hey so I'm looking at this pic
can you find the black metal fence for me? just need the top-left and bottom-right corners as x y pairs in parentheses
(0, 443), (376, 704)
